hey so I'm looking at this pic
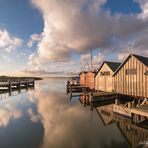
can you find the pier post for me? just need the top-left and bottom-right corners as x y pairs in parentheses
(138, 99), (141, 106)
(115, 99), (119, 105)
(26, 79), (28, 90)
(18, 78), (21, 93)
(32, 79), (35, 88)
(9, 80), (12, 96)
(128, 102), (132, 108)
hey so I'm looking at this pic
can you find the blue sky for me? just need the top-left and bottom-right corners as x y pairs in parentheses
(0, 0), (43, 39)
(103, 0), (141, 14)
(0, 0), (147, 76)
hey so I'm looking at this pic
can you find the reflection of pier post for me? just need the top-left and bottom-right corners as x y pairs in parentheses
(33, 80), (35, 88)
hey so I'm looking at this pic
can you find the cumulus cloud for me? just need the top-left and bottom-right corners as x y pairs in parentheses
(25, 0), (148, 75)
(0, 29), (23, 52)
(27, 108), (41, 123)
(27, 33), (41, 48)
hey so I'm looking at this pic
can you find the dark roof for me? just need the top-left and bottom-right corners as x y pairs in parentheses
(79, 71), (87, 75)
(105, 61), (121, 72)
(113, 54), (148, 76)
(132, 54), (148, 66)
(79, 70), (97, 75)
(95, 61), (121, 77)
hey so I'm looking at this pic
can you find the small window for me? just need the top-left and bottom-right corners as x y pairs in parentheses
(100, 71), (110, 76)
(126, 69), (137, 75)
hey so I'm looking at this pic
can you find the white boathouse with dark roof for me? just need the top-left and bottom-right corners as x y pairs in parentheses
(95, 61), (121, 92)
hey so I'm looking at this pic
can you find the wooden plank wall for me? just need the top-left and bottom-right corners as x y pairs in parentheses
(86, 72), (95, 89)
(95, 63), (114, 92)
(80, 73), (86, 86)
(114, 56), (148, 98)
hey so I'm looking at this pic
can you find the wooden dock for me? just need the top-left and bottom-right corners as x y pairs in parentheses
(66, 84), (90, 94)
(0, 78), (35, 91)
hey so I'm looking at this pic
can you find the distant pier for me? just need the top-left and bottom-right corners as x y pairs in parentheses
(0, 78), (35, 92)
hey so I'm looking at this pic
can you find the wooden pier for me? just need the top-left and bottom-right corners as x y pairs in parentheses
(0, 78), (35, 91)
(66, 84), (90, 94)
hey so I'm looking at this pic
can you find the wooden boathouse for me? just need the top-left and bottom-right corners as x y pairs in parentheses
(79, 71), (87, 86)
(85, 71), (96, 90)
(95, 61), (121, 92)
(113, 54), (148, 99)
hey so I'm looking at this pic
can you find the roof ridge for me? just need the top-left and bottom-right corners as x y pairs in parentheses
(131, 53), (148, 59)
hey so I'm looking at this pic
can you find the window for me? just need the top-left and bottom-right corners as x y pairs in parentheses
(100, 71), (110, 76)
(126, 69), (137, 75)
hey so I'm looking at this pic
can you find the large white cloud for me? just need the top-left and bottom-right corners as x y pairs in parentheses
(26, 0), (148, 75)
(0, 29), (23, 52)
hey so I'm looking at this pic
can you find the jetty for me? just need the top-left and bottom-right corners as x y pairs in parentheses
(0, 78), (35, 91)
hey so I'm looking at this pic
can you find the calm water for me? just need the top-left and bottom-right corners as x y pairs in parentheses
(0, 78), (147, 148)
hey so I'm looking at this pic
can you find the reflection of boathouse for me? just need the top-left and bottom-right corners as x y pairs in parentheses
(113, 54), (148, 98)
(95, 61), (121, 92)
(96, 105), (148, 148)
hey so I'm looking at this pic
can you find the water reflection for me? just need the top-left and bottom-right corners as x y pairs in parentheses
(0, 78), (147, 148)
(29, 78), (130, 148)
(79, 95), (148, 148)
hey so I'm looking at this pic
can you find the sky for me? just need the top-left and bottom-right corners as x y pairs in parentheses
(0, 0), (148, 76)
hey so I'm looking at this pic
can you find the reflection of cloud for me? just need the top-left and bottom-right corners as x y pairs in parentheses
(30, 78), (127, 148)
(0, 104), (22, 127)
(27, 108), (41, 123)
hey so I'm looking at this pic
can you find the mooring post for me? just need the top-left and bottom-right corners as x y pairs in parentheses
(138, 99), (141, 107)
(88, 92), (93, 103)
(89, 92), (93, 111)
(9, 80), (12, 96)
(18, 78), (21, 93)
(131, 113), (134, 123)
(32, 79), (35, 88)
(115, 99), (119, 105)
(69, 85), (72, 100)
(26, 79), (28, 90)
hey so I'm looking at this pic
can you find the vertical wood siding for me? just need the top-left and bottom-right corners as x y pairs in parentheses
(95, 63), (114, 92)
(114, 55), (148, 98)
(80, 73), (86, 86)
(86, 72), (95, 89)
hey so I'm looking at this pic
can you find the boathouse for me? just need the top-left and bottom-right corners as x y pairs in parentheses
(113, 54), (148, 98)
(95, 61), (121, 92)
(79, 71), (87, 86)
(85, 71), (96, 89)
